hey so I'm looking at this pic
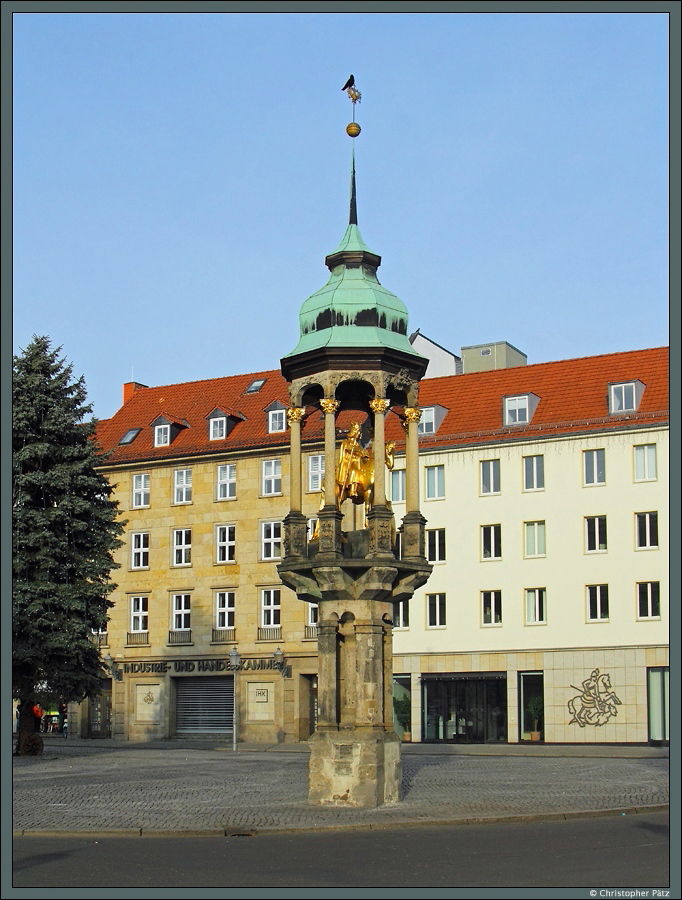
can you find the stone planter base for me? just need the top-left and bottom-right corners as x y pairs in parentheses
(308, 730), (401, 807)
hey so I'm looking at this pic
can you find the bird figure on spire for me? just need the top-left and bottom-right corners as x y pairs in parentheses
(341, 75), (355, 91)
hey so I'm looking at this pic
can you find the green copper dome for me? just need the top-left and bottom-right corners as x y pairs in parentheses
(284, 223), (422, 359)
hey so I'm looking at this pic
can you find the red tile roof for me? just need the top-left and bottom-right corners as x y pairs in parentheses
(95, 347), (669, 465)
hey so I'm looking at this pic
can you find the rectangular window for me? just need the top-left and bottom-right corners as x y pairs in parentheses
(481, 459), (500, 494)
(505, 395), (529, 425)
(523, 455), (544, 491)
(482, 590), (502, 625)
(215, 591), (235, 629)
(261, 588), (281, 627)
(173, 594), (191, 630)
(585, 516), (607, 552)
(210, 417), (227, 440)
(634, 444), (657, 481)
(584, 449), (606, 485)
(418, 407), (435, 435)
(610, 382), (636, 413)
(130, 596), (148, 632)
(393, 599), (409, 628)
(587, 584), (609, 621)
(425, 465), (445, 500)
(174, 469), (192, 504)
(637, 582), (661, 619)
(308, 455), (325, 492)
(390, 469), (406, 503)
(173, 529), (192, 566)
(131, 532), (149, 569)
(636, 512), (659, 549)
(426, 528), (446, 563)
(525, 588), (546, 624)
(262, 459), (282, 495)
(216, 525), (236, 563)
(154, 424), (170, 447)
(427, 593), (446, 627)
(132, 473), (150, 508)
(524, 521), (546, 558)
(261, 521), (282, 560)
(481, 524), (502, 560)
(268, 410), (286, 433)
(217, 463), (236, 500)
(307, 603), (319, 627)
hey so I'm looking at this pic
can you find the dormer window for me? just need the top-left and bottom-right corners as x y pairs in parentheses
(609, 381), (644, 414)
(504, 393), (540, 426)
(210, 417), (227, 440)
(151, 415), (187, 447)
(268, 409), (286, 433)
(418, 408), (435, 435)
(155, 424), (170, 447)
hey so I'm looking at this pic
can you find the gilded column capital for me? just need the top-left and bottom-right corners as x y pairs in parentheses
(286, 407), (306, 424)
(403, 407), (422, 425)
(320, 398), (340, 415)
(369, 398), (390, 415)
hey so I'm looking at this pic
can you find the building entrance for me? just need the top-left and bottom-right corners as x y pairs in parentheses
(422, 674), (507, 743)
(175, 676), (234, 734)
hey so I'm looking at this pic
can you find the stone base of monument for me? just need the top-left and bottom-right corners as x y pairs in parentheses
(308, 730), (401, 807)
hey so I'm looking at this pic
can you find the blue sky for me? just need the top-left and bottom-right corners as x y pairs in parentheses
(12, 11), (669, 419)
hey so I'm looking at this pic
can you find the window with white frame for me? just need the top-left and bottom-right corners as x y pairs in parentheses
(427, 593), (446, 627)
(635, 512), (658, 549)
(154, 424), (170, 447)
(482, 590), (502, 625)
(584, 449), (606, 485)
(481, 524), (502, 560)
(481, 459), (500, 494)
(523, 455), (544, 491)
(131, 532), (149, 569)
(132, 473), (150, 508)
(425, 465), (445, 500)
(216, 524), (236, 563)
(261, 588), (281, 626)
(417, 407), (435, 435)
(210, 417), (227, 440)
(504, 395), (529, 425)
(268, 409), (286, 433)
(261, 521), (282, 560)
(637, 581), (660, 619)
(524, 521), (546, 558)
(262, 459), (282, 495)
(585, 516), (607, 552)
(634, 444), (657, 481)
(215, 591), (235, 629)
(130, 596), (148, 632)
(426, 528), (446, 563)
(173, 529), (192, 566)
(308, 455), (325, 492)
(525, 587), (546, 624)
(217, 463), (236, 500)
(307, 603), (319, 626)
(173, 594), (191, 630)
(609, 382), (637, 413)
(393, 598), (409, 628)
(174, 468), (192, 503)
(587, 584), (609, 621)
(390, 469), (406, 503)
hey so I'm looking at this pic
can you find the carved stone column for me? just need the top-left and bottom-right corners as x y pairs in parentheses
(282, 407), (308, 560)
(401, 407), (427, 561)
(366, 398), (393, 558)
(317, 398), (343, 558)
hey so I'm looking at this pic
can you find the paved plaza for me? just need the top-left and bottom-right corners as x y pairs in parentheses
(12, 736), (668, 836)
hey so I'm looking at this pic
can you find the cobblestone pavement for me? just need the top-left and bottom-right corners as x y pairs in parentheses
(13, 738), (669, 835)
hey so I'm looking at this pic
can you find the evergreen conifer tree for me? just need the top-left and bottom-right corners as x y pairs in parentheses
(13, 336), (125, 753)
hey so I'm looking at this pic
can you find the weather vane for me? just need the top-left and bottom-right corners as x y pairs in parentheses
(341, 74), (362, 137)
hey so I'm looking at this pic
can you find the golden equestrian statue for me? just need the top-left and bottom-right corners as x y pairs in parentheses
(336, 422), (395, 515)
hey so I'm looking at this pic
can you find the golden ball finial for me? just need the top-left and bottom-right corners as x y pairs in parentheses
(346, 122), (361, 138)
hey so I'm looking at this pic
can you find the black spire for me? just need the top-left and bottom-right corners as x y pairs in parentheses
(349, 146), (358, 225)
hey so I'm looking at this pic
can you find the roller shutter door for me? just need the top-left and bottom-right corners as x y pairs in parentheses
(175, 676), (234, 734)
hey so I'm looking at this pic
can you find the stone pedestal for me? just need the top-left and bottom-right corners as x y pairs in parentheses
(308, 730), (401, 807)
